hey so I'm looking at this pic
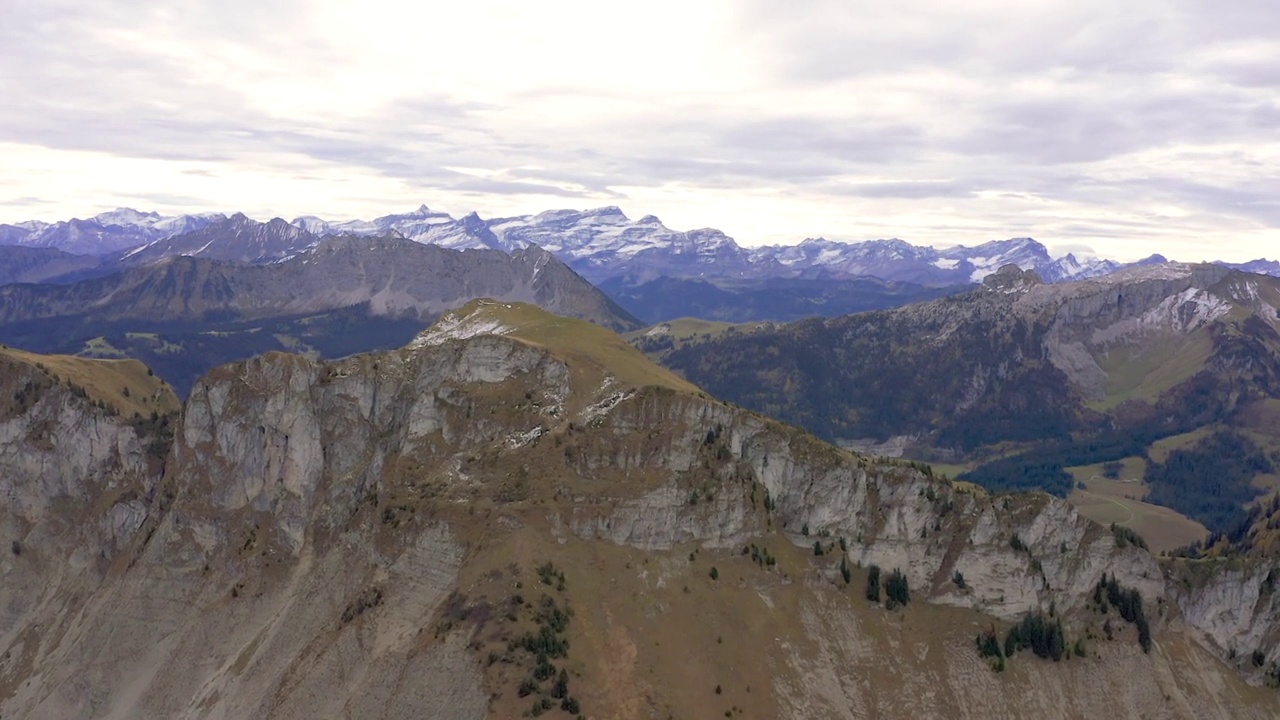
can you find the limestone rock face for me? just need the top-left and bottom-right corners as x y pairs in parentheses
(1, 332), (1278, 718)
(1169, 561), (1280, 681)
(565, 390), (1161, 623)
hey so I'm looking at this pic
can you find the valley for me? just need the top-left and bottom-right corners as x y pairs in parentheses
(659, 264), (1280, 538)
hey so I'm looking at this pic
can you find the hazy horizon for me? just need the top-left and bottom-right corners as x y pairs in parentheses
(4, 1), (1277, 263)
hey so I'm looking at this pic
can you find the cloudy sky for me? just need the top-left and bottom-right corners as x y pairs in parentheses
(3, 1), (1278, 261)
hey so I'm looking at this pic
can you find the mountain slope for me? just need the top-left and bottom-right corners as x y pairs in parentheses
(3, 312), (1280, 717)
(0, 238), (639, 395)
(0, 209), (227, 255)
(0, 237), (638, 329)
(0, 344), (179, 418)
(660, 264), (1280, 529)
(115, 213), (320, 266)
(601, 274), (966, 323)
(0, 246), (104, 285)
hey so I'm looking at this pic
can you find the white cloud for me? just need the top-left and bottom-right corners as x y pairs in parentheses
(2, 0), (1278, 263)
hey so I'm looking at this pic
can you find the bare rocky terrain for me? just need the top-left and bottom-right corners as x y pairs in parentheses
(2, 303), (1279, 718)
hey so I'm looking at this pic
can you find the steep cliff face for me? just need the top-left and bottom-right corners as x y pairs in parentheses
(1, 311), (1278, 718)
(1167, 559), (1280, 683)
(0, 352), (169, 711)
(564, 389), (1163, 622)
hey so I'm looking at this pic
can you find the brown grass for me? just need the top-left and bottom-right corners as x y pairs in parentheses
(437, 300), (702, 396)
(0, 345), (179, 418)
(1066, 470), (1208, 554)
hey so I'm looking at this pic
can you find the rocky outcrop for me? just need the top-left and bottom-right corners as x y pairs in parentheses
(1, 325), (1278, 717)
(564, 389), (1161, 623)
(1169, 559), (1280, 682)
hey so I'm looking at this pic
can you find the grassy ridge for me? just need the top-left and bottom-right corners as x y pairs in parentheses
(440, 300), (702, 395)
(0, 345), (179, 418)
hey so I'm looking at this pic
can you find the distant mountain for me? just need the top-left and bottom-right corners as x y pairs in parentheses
(114, 213), (320, 266)
(659, 263), (1280, 532)
(0, 236), (636, 329)
(8, 206), (1277, 288)
(291, 204), (473, 245)
(600, 274), (966, 324)
(0, 208), (227, 255)
(0, 237), (639, 393)
(0, 246), (104, 285)
(1221, 258), (1280, 276)
(319, 206), (1178, 286)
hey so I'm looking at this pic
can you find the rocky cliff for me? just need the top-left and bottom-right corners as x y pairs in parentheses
(1, 308), (1278, 718)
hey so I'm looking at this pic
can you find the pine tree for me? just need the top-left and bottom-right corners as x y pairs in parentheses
(885, 568), (910, 609)
(865, 564), (881, 603)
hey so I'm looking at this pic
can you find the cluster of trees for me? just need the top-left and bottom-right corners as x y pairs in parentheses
(865, 565), (911, 608)
(129, 410), (175, 459)
(958, 422), (1176, 497)
(885, 569), (910, 608)
(962, 424), (1274, 533)
(743, 543), (777, 569)
(511, 564), (583, 718)
(1111, 523), (1149, 550)
(1145, 431), (1273, 534)
(1172, 495), (1280, 559)
(8, 375), (53, 415)
(977, 612), (1087, 672)
(1005, 612), (1067, 661)
(1094, 573), (1151, 653)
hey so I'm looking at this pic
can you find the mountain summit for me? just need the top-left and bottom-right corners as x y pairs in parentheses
(8, 206), (1273, 287)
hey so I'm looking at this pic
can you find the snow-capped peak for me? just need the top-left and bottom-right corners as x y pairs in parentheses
(7, 205), (1277, 289)
(93, 208), (162, 227)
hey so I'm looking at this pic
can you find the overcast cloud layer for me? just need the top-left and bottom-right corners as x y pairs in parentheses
(3, 0), (1278, 261)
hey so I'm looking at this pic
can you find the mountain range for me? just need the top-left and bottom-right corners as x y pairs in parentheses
(5, 206), (1273, 289)
(657, 262), (1280, 535)
(4, 304), (1280, 717)
(0, 208), (225, 255)
(0, 237), (637, 394)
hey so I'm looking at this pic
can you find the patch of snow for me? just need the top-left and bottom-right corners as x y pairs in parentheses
(931, 258), (959, 270)
(410, 311), (514, 348)
(120, 240), (158, 260)
(530, 251), (550, 281)
(188, 239), (216, 256)
(815, 248), (845, 264)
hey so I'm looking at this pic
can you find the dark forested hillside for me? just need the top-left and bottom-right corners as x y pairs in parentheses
(662, 284), (1083, 450)
(601, 275), (967, 323)
(657, 264), (1280, 533)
